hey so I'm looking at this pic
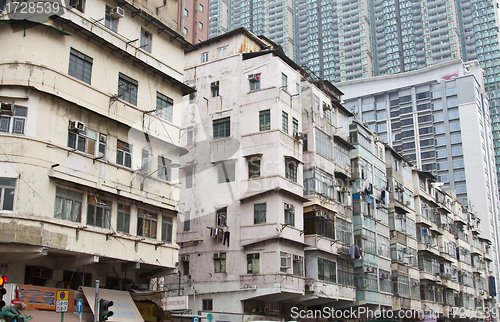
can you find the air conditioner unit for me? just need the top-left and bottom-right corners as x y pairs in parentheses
(412, 281), (420, 286)
(69, 121), (85, 132)
(0, 103), (13, 115)
(293, 254), (301, 261)
(248, 74), (260, 82)
(213, 253), (221, 259)
(405, 201), (411, 206)
(293, 132), (304, 140)
(110, 6), (125, 18)
(305, 283), (314, 292)
(364, 266), (373, 273)
(211, 81), (220, 88)
(284, 203), (293, 211)
(180, 255), (190, 262)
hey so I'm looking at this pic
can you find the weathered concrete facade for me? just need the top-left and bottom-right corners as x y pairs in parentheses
(0, 0), (191, 291)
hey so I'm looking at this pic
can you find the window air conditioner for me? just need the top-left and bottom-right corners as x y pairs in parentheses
(305, 283), (314, 292)
(211, 81), (219, 88)
(248, 74), (260, 82)
(284, 203), (293, 211)
(293, 132), (304, 140)
(0, 103), (13, 115)
(213, 253), (221, 259)
(180, 255), (190, 262)
(69, 121), (85, 132)
(110, 7), (125, 19)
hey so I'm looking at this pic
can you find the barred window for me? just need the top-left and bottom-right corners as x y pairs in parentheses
(315, 128), (333, 160)
(336, 217), (352, 245)
(282, 111), (288, 133)
(259, 110), (270, 131)
(68, 48), (93, 84)
(213, 117), (230, 138)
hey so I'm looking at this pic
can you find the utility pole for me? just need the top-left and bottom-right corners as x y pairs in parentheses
(94, 280), (99, 322)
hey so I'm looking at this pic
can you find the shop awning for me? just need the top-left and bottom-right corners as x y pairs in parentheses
(80, 287), (144, 322)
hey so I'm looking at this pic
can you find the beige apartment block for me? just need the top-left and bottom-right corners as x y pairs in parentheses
(0, 0), (192, 295)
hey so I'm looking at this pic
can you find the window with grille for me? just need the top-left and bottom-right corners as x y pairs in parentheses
(87, 195), (111, 228)
(137, 210), (157, 238)
(118, 73), (138, 105)
(282, 111), (288, 133)
(68, 48), (93, 84)
(116, 140), (132, 168)
(54, 187), (82, 222)
(285, 159), (297, 182)
(259, 110), (270, 131)
(156, 92), (173, 122)
(140, 28), (152, 53)
(213, 117), (230, 138)
(0, 104), (27, 134)
(254, 203), (266, 224)
(161, 216), (173, 243)
(117, 204), (130, 233)
(247, 253), (259, 273)
(104, 5), (118, 32)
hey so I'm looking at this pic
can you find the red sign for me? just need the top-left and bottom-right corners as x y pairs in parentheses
(11, 299), (21, 305)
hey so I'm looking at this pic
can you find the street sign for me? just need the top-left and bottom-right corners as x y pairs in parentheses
(193, 316), (199, 322)
(56, 290), (69, 313)
(76, 299), (82, 313)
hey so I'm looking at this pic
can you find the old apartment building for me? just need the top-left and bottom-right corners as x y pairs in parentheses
(170, 28), (496, 321)
(0, 0), (191, 307)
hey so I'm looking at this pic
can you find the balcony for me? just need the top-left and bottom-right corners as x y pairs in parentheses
(303, 280), (356, 302)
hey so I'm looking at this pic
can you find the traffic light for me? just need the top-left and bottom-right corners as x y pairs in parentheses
(0, 276), (7, 310)
(99, 298), (113, 321)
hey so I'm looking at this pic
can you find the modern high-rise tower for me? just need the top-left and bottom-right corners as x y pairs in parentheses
(208, 0), (500, 187)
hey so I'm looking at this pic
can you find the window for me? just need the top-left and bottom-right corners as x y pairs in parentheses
(104, 5), (118, 32)
(118, 73), (138, 105)
(199, 4), (203, 11)
(183, 259), (189, 276)
(282, 111), (288, 133)
(186, 127), (193, 145)
(247, 253), (259, 273)
(54, 187), (82, 221)
(281, 73), (288, 91)
(249, 73), (261, 91)
(324, 107), (332, 123)
(214, 253), (226, 272)
(199, 22), (203, 30)
(293, 118), (298, 134)
(217, 162), (235, 183)
(285, 159), (297, 182)
(185, 168), (193, 188)
(254, 203), (266, 224)
(201, 52), (209, 63)
(157, 156), (172, 181)
(202, 299), (213, 311)
(216, 207), (227, 226)
(68, 48), (93, 84)
(116, 140), (132, 168)
(217, 46), (227, 58)
(141, 149), (152, 173)
(248, 159), (260, 178)
(183, 8), (188, 16)
(68, 126), (104, 157)
(183, 27), (187, 35)
(161, 216), (173, 243)
(336, 217), (353, 245)
(213, 117), (230, 138)
(337, 258), (354, 286)
(137, 210), (157, 238)
(156, 92), (173, 122)
(117, 204), (130, 233)
(184, 211), (190, 231)
(284, 203), (295, 226)
(140, 28), (152, 53)
(293, 255), (303, 276)
(315, 128), (333, 160)
(259, 110), (270, 131)
(0, 104), (27, 134)
(69, 0), (84, 12)
(87, 195), (111, 228)
(318, 258), (336, 282)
